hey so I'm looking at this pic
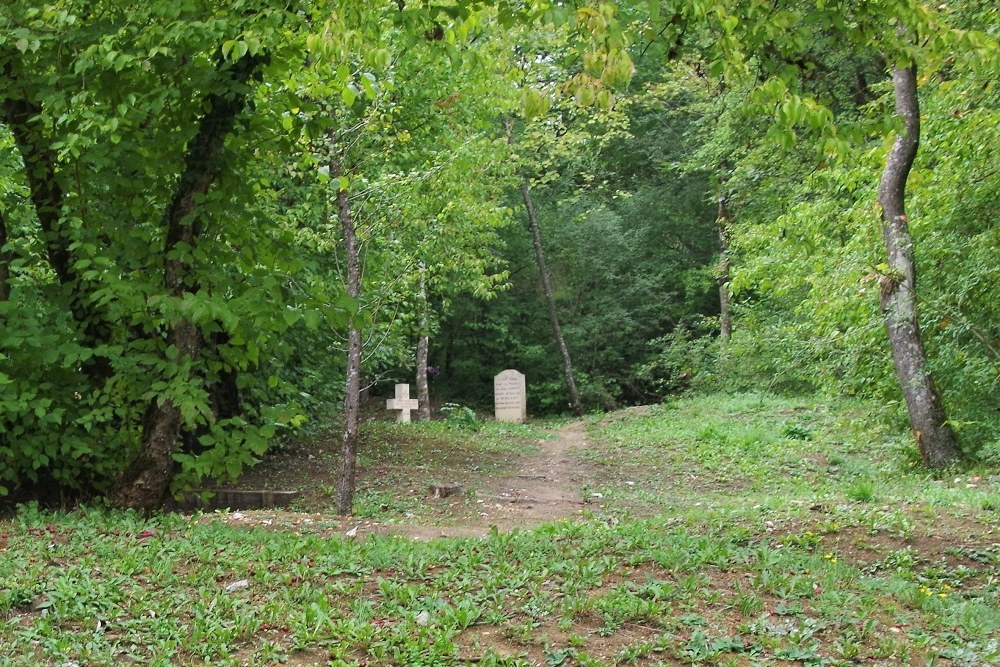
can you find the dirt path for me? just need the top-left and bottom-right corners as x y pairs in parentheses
(475, 420), (593, 523)
(365, 419), (596, 539)
(207, 420), (598, 541)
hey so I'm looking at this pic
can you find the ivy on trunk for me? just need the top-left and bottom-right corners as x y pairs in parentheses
(111, 53), (266, 511)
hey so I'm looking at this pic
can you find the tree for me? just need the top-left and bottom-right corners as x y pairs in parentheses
(621, 0), (998, 464)
(876, 63), (960, 467)
(716, 193), (732, 342)
(331, 154), (363, 515)
(0, 2), (312, 503)
(519, 176), (583, 414)
(112, 52), (268, 510)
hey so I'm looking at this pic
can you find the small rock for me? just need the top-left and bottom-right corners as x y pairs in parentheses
(345, 526), (358, 538)
(415, 611), (430, 626)
(590, 492), (604, 499)
(224, 579), (249, 593)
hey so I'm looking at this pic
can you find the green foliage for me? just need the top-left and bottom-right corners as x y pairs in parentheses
(437, 57), (721, 413)
(439, 403), (480, 431)
(719, 25), (1000, 458)
(636, 320), (721, 398)
(0, 0), (520, 499)
(2, 0), (998, 501)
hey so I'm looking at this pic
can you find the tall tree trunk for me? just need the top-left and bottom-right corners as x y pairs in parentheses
(415, 263), (431, 421)
(2, 65), (113, 378)
(111, 54), (265, 510)
(0, 209), (9, 302)
(1, 95), (72, 286)
(520, 178), (583, 415)
(878, 64), (960, 468)
(333, 155), (363, 515)
(717, 195), (732, 341)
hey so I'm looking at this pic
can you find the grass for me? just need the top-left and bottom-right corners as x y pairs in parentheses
(2, 392), (999, 666)
(584, 393), (998, 514)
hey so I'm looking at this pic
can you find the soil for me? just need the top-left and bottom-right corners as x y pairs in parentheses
(206, 419), (599, 541)
(475, 420), (594, 525)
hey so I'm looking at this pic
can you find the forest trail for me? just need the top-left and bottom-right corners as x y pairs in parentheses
(209, 418), (600, 541)
(368, 419), (596, 540)
(476, 420), (594, 523)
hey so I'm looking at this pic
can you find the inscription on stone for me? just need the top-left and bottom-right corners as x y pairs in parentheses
(494, 369), (527, 423)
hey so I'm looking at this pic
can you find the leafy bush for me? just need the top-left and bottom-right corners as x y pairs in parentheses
(440, 403), (479, 431)
(635, 320), (720, 399)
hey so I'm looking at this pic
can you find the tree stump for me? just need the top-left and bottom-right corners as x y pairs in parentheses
(429, 484), (462, 499)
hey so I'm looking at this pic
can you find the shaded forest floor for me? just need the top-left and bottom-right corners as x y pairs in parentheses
(221, 410), (602, 538)
(3, 393), (999, 666)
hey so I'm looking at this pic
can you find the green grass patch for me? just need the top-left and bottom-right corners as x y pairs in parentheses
(583, 393), (997, 516)
(2, 392), (999, 666)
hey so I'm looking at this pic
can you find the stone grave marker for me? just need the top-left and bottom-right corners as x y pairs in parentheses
(169, 489), (301, 512)
(494, 369), (527, 423)
(386, 383), (420, 423)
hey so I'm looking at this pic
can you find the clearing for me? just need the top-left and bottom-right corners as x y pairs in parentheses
(2, 393), (999, 667)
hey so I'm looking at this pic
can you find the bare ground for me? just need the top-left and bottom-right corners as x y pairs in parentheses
(207, 419), (599, 540)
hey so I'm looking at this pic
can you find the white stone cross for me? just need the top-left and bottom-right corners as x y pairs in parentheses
(386, 383), (420, 423)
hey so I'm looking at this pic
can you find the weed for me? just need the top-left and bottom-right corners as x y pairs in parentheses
(847, 478), (876, 503)
(440, 403), (480, 431)
(781, 421), (813, 441)
(736, 589), (764, 618)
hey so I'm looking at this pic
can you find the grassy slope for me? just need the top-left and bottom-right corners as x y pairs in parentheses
(1, 393), (998, 667)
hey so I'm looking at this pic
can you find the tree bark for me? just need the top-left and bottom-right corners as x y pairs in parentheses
(877, 64), (960, 468)
(333, 155), (363, 516)
(111, 54), (265, 510)
(1, 65), (113, 375)
(717, 195), (732, 341)
(520, 178), (583, 415)
(0, 209), (9, 302)
(415, 263), (431, 421)
(1, 95), (73, 286)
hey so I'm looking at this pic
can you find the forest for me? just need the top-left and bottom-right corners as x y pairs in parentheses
(1, 0), (998, 516)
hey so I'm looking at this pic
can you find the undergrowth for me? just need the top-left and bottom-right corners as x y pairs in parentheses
(2, 392), (998, 666)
